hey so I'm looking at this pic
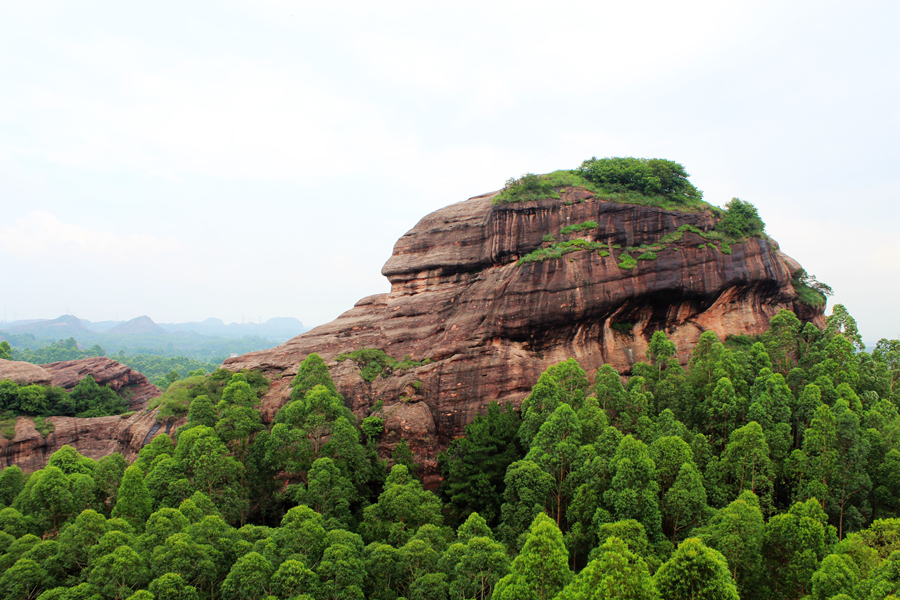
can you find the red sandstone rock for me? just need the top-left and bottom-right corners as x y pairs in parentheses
(224, 189), (825, 480)
(0, 358), (165, 471)
(0, 411), (172, 472)
(0, 360), (52, 386)
(41, 357), (160, 410)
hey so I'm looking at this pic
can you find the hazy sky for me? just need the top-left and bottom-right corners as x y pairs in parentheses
(1, 1), (897, 343)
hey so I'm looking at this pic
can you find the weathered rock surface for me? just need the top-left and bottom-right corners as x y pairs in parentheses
(0, 360), (52, 386)
(0, 411), (173, 473)
(0, 358), (165, 471)
(225, 189), (826, 484)
(41, 357), (160, 410)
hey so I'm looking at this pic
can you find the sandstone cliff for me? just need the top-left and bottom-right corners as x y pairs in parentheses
(0, 358), (164, 471)
(225, 188), (825, 484)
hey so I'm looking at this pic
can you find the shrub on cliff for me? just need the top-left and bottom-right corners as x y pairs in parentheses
(715, 198), (765, 239)
(577, 157), (703, 204)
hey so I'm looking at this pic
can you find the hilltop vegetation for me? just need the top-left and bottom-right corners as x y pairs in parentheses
(2, 304), (900, 600)
(494, 157), (767, 244)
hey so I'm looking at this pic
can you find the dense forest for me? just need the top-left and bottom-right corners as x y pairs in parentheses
(2, 305), (900, 600)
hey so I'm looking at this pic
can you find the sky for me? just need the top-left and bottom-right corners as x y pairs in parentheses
(0, 1), (897, 343)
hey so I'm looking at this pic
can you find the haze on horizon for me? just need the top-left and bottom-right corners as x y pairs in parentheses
(1, 1), (898, 344)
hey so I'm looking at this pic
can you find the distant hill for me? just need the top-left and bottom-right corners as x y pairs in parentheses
(0, 314), (92, 338)
(159, 316), (305, 340)
(0, 314), (307, 359)
(107, 315), (168, 335)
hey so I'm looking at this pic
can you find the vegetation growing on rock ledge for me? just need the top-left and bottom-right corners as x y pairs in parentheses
(336, 348), (431, 382)
(792, 268), (834, 308)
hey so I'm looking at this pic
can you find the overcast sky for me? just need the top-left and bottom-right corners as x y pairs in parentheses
(1, 1), (897, 343)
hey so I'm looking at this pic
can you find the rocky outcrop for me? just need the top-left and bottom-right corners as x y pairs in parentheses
(41, 357), (160, 410)
(0, 358), (165, 471)
(0, 411), (172, 472)
(0, 360), (52, 386)
(225, 188), (825, 484)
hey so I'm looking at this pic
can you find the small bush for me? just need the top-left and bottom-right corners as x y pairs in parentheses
(494, 173), (561, 204)
(519, 239), (606, 265)
(33, 416), (54, 438)
(560, 220), (600, 234)
(1, 413), (16, 440)
(637, 251), (657, 261)
(721, 242), (732, 254)
(617, 253), (638, 269)
(361, 416), (384, 440)
(337, 349), (430, 381)
(542, 234), (556, 243)
(698, 244), (706, 249)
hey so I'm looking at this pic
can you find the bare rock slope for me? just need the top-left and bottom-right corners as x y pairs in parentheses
(225, 189), (825, 480)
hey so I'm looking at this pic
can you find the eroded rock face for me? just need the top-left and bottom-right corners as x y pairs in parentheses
(41, 357), (160, 410)
(225, 189), (825, 483)
(0, 360), (52, 386)
(0, 358), (165, 471)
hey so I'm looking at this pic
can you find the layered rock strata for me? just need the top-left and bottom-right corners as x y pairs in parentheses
(225, 189), (825, 484)
(0, 358), (163, 471)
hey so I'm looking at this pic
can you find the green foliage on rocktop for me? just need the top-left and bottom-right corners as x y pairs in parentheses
(494, 157), (709, 212)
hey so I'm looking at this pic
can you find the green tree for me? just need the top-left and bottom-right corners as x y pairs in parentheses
(30, 467), (74, 530)
(299, 457), (356, 528)
(654, 538), (739, 600)
(647, 331), (677, 378)
(497, 460), (554, 548)
(557, 536), (659, 600)
(525, 403), (582, 526)
(111, 466), (152, 531)
(186, 395), (217, 429)
(291, 352), (337, 400)
(696, 491), (765, 598)
(493, 513), (573, 600)
(762, 498), (836, 599)
(0, 558), (48, 600)
(270, 559), (318, 600)
(809, 554), (859, 600)
(220, 552), (273, 600)
(715, 198), (765, 238)
(604, 435), (662, 542)
(577, 156), (702, 203)
(87, 545), (149, 600)
(149, 573), (199, 600)
(0, 465), (25, 507)
(662, 462), (708, 543)
(359, 465), (443, 546)
(439, 401), (522, 527)
(519, 371), (564, 449)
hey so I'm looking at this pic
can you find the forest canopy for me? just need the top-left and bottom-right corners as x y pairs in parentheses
(1, 306), (899, 600)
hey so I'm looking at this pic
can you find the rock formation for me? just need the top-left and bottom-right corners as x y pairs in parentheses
(0, 358), (163, 471)
(41, 357), (160, 409)
(0, 360), (53, 386)
(224, 188), (825, 484)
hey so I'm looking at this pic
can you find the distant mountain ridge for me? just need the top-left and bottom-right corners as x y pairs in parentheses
(0, 314), (307, 357)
